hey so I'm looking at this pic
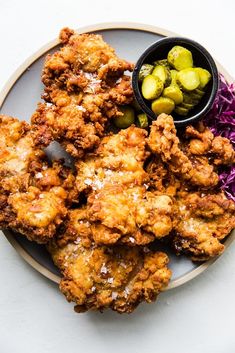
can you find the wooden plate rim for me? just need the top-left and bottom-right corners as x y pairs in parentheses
(0, 21), (234, 290)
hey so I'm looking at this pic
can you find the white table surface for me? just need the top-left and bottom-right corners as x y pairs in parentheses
(0, 1), (234, 352)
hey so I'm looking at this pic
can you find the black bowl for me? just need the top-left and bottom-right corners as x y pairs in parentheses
(132, 37), (219, 127)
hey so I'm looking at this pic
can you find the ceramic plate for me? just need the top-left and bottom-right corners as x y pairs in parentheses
(0, 22), (234, 289)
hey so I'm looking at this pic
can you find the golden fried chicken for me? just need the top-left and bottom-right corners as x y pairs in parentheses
(173, 191), (235, 261)
(32, 28), (134, 157)
(147, 114), (220, 188)
(0, 115), (43, 193)
(0, 115), (76, 243)
(6, 186), (67, 242)
(42, 27), (133, 87)
(48, 210), (171, 313)
(145, 156), (181, 196)
(186, 123), (235, 165)
(75, 126), (174, 245)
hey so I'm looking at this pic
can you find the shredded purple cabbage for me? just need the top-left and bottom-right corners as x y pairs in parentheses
(203, 74), (235, 201)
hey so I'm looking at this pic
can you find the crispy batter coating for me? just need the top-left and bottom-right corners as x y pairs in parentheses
(173, 191), (235, 261)
(32, 28), (134, 157)
(186, 123), (235, 165)
(7, 186), (67, 242)
(147, 114), (220, 188)
(0, 115), (76, 243)
(43, 27), (133, 86)
(75, 126), (174, 245)
(146, 114), (234, 260)
(48, 210), (171, 313)
(42, 28), (133, 84)
(0, 115), (43, 193)
(145, 156), (181, 196)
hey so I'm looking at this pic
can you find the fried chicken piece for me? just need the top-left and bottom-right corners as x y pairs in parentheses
(6, 160), (78, 243)
(75, 126), (174, 245)
(0, 115), (43, 193)
(147, 115), (234, 260)
(32, 28), (134, 157)
(147, 114), (192, 177)
(173, 191), (235, 261)
(76, 125), (149, 193)
(88, 186), (173, 245)
(147, 114), (219, 188)
(7, 186), (67, 243)
(189, 156), (219, 187)
(42, 28), (134, 88)
(145, 156), (181, 196)
(186, 123), (235, 165)
(0, 115), (76, 243)
(186, 123), (214, 155)
(48, 212), (171, 313)
(211, 136), (235, 165)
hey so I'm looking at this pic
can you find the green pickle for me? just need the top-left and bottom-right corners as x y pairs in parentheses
(114, 106), (135, 128)
(138, 64), (154, 81)
(137, 113), (148, 128)
(194, 88), (205, 97)
(181, 102), (194, 110)
(152, 65), (171, 87)
(194, 67), (211, 89)
(170, 70), (178, 85)
(151, 97), (175, 115)
(183, 92), (200, 105)
(153, 59), (170, 68)
(174, 106), (189, 116)
(141, 75), (164, 100)
(163, 85), (183, 105)
(176, 68), (200, 91)
(167, 46), (193, 70)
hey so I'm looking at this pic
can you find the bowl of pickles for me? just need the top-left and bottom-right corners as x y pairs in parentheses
(132, 37), (219, 126)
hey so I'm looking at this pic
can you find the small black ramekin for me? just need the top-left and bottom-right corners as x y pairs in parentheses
(132, 37), (219, 127)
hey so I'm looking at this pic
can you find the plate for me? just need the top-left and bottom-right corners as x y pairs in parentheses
(0, 22), (234, 290)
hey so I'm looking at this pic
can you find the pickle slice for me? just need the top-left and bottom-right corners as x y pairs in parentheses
(194, 67), (211, 89)
(153, 59), (170, 69)
(152, 65), (171, 87)
(137, 113), (148, 128)
(141, 75), (164, 100)
(114, 106), (135, 128)
(183, 92), (200, 105)
(170, 70), (178, 85)
(163, 85), (183, 105)
(139, 64), (154, 81)
(176, 68), (200, 91)
(151, 97), (175, 115)
(194, 88), (205, 97)
(174, 106), (189, 116)
(168, 46), (193, 70)
(181, 102), (194, 110)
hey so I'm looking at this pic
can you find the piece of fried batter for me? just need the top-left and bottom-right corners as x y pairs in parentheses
(147, 114), (218, 188)
(48, 209), (171, 313)
(147, 114), (234, 189)
(173, 191), (235, 261)
(31, 28), (134, 157)
(0, 115), (76, 243)
(75, 126), (174, 245)
(146, 114), (235, 260)
(0, 115), (43, 192)
(186, 122), (235, 165)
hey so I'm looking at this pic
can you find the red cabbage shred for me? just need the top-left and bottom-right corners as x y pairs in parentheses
(203, 74), (235, 201)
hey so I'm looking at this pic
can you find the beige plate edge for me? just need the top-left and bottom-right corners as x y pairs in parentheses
(0, 21), (234, 289)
